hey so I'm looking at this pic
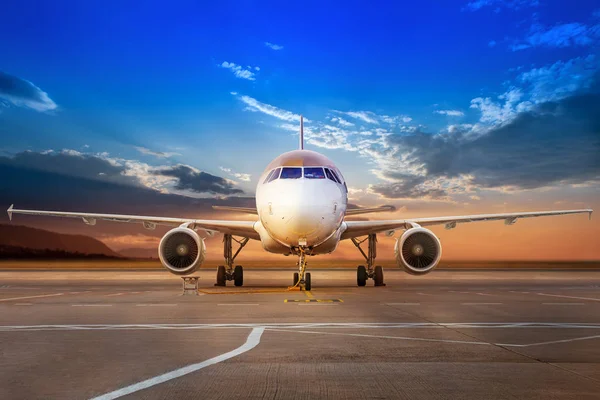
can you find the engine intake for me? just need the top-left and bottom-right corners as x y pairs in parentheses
(395, 227), (442, 275)
(158, 227), (206, 275)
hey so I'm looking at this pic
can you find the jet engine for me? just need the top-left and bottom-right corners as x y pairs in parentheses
(395, 227), (442, 275)
(158, 227), (206, 275)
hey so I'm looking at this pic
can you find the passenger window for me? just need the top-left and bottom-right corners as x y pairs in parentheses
(304, 167), (325, 179)
(329, 169), (342, 184)
(263, 169), (275, 184)
(268, 168), (281, 182)
(280, 167), (302, 179)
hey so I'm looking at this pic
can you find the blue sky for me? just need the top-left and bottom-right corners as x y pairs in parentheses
(0, 0), (599, 212)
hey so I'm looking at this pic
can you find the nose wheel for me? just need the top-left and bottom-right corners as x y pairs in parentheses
(352, 234), (386, 287)
(292, 250), (311, 290)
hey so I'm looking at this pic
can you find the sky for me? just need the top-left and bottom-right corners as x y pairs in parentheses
(0, 0), (599, 261)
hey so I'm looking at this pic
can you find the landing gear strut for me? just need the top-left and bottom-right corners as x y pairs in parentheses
(293, 249), (311, 291)
(351, 234), (385, 287)
(215, 234), (249, 287)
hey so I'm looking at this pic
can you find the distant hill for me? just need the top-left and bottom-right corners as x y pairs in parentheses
(118, 247), (157, 259)
(0, 224), (123, 259)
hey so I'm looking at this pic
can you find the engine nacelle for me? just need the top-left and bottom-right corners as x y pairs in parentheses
(395, 227), (442, 275)
(158, 227), (206, 275)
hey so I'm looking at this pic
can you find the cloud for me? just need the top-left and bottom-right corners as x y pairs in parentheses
(342, 111), (379, 124)
(134, 146), (180, 159)
(0, 71), (58, 112)
(370, 89), (600, 199)
(435, 110), (465, 117)
(264, 42), (284, 51)
(488, 40), (497, 47)
(220, 166), (251, 182)
(156, 165), (243, 195)
(330, 117), (355, 127)
(512, 22), (600, 51)
(335, 110), (412, 125)
(464, 0), (539, 12)
(235, 94), (305, 122)
(219, 61), (257, 81)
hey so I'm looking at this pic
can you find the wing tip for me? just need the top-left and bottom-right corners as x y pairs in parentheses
(7, 204), (13, 221)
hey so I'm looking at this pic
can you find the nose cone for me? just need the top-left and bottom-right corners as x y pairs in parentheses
(261, 180), (342, 247)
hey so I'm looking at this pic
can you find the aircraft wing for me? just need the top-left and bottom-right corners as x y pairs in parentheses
(212, 206), (258, 214)
(345, 205), (396, 216)
(341, 209), (593, 239)
(7, 205), (260, 240)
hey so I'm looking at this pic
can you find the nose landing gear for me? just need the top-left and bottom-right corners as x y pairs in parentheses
(215, 234), (249, 287)
(351, 234), (385, 287)
(292, 249), (311, 291)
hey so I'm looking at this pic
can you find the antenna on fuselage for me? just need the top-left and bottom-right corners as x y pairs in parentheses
(299, 115), (304, 150)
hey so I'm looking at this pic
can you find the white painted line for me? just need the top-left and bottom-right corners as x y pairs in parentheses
(384, 303), (420, 306)
(543, 303), (584, 306)
(499, 334), (600, 348)
(449, 291), (470, 294)
(14, 303), (32, 306)
(267, 328), (490, 346)
(71, 304), (113, 307)
(416, 292), (432, 296)
(476, 292), (493, 297)
(1, 322), (600, 332)
(91, 327), (265, 400)
(0, 293), (65, 302)
(136, 304), (178, 307)
(217, 303), (259, 306)
(537, 293), (600, 302)
(461, 303), (502, 305)
(106, 293), (126, 297)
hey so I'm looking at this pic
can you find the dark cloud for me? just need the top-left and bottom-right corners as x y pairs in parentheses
(156, 165), (244, 195)
(0, 71), (57, 112)
(372, 91), (600, 199)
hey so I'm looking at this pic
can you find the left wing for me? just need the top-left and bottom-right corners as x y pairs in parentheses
(341, 209), (592, 239)
(212, 206), (258, 214)
(7, 205), (260, 240)
(345, 205), (396, 216)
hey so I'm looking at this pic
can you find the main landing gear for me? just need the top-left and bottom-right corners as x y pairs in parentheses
(351, 234), (385, 287)
(215, 234), (249, 287)
(292, 249), (311, 291)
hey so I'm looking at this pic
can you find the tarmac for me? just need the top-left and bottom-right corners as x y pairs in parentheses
(1, 267), (600, 399)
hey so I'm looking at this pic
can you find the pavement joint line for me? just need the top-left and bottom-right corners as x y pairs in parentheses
(537, 293), (600, 302)
(71, 304), (113, 307)
(13, 303), (32, 306)
(90, 327), (265, 400)
(0, 293), (65, 302)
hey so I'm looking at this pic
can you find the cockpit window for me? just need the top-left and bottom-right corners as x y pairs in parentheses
(304, 167), (325, 179)
(329, 168), (342, 184)
(280, 167), (302, 179)
(324, 168), (338, 183)
(263, 169), (276, 184)
(268, 168), (281, 182)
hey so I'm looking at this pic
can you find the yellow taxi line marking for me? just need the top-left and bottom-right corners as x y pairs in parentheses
(304, 291), (315, 299)
(0, 293), (65, 302)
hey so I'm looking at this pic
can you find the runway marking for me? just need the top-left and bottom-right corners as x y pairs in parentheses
(297, 303), (340, 306)
(14, 303), (32, 306)
(543, 303), (585, 306)
(267, 328), (490, 346)
(90, 327), (265, 400)
(106, 293), (126, 297)
(217, 303), (259, 306)
(449, 291), (470, 294)
(384, 303), (420, 306)
(475, 292), (493, 296)
(499, 335), (600, 347)
(0, 293), (65, 302)
(417, 292), (432, 296)
(72, 304), (113, 307)
(461, 303), (502, 305)
(304, 291), (315, 299)
(537, 293), (600, 302)
(136, 304), (178, 307)
(284, 299), (343, 303)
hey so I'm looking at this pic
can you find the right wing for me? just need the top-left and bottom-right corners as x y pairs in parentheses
(7, 205), (260, 239)
(341, 209), (593, 239)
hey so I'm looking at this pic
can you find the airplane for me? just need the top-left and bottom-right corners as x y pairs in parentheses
(7, 116), (593, 290)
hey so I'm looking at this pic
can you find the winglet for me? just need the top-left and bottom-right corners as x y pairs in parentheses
(299, 115), (304, 150)
(589, 209), (593, 221)
(7, 204), (13, 221)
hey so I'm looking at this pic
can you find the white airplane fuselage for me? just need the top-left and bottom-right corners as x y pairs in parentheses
(254, 149), (348, 255)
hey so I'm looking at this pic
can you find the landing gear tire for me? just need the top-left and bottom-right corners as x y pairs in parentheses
(357, 265), (367, 287)
(293, 272), (299, 286)
(374, 265), (385, 286)
(215, 265), (226, 286)
(304, 272), (312, 291)
(233, 265), (244, 287)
